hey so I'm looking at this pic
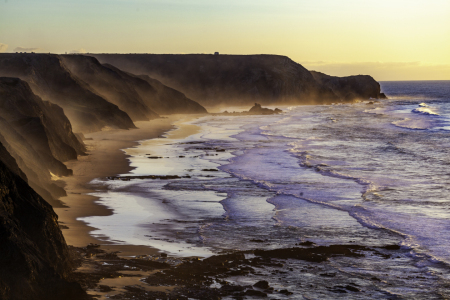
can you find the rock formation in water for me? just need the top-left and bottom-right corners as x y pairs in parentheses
(91, 54), (340, 107)
(248, 103), (282, 115)
(0, 77), (86, 206)
(0, 54), (135, 132)
(217, 103), (282, 116)
(310, 71), (387, 101)
(0, 144), (86, 300)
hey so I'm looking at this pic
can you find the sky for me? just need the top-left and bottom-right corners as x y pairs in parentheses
(0, 0), (449, 80)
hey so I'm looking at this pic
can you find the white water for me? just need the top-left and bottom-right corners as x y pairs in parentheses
(79, 81), (450, 298)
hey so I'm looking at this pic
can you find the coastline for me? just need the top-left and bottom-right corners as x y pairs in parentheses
(52, 99), (450, 299)
(55, 115), (202, 257)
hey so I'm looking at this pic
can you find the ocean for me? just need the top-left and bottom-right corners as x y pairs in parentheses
(82, 81), (450, 298)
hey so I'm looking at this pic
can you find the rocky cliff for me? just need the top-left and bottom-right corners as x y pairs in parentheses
(91, 54), (340, 107)
(310, 71), (387, 101)
(60, 55), (206, 116)
(59, 55), (159, 121)
(0, 145), (86, 300)
(0, 77), (86, 206)
(0, 54), (135, 132)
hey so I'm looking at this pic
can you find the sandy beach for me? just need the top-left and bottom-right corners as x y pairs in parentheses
(55, 115), (202, 257)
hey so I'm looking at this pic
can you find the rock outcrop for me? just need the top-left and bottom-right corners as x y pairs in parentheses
(310, 71), (387, 101)
(0, 146), (86, 300)
(217, 103), (282, 116)
(59, 56), (159, 121)
(130, 72), (207, 114)
(0, 77), (86, 206)
(0, 54), (135, 133)
(91, 54), (339, 107)
(59, 55), (207, 116)
(248, 103), (282, 115)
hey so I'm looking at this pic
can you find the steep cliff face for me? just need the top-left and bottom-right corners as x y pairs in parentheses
(59, 55), (159, 121)
(0, 78), (86, 206)
(0, 54), (135, 132)
(0, 78), (85, 162)
(0, 140), (27, 182)
(310, 71), (387, 101)
(131, 72), (208, 114)
(91, 54), (339, 107)
(60, 55), (206, 116)
(0, 122), (62, 206)
(0, 147), (86, 300)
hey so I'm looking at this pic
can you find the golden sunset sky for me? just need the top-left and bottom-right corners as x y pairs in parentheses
(0, 0), (449, 80)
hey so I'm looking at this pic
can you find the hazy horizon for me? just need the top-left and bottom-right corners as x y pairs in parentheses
(1, 0), (449, 81)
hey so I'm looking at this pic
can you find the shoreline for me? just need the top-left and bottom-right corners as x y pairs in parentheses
(55, 115), (203, 257)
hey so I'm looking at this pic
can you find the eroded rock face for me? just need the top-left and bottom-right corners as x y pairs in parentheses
(59, 56), (159, 121)
(0, 77), (85, 206)
(91, 54), (339, 107)
(0, 147), (86, 300)
(130, 73), (208, 115)
(59, 55), (206, 116)
(310, 71), (387, 101)
(0, 54), (135, 133)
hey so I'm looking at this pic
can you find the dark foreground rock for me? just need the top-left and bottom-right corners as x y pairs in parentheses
(69, 242), (402, 299)
(0, 146), (86, 300)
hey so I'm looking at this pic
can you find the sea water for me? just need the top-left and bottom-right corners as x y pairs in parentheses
(81, 80), (450, 298)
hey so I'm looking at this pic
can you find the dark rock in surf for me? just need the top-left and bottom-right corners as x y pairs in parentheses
(253, 280), (270, 289)
(248, 103), (282, 115)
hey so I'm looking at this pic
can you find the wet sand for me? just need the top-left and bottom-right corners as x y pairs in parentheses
(55, 115), (202, 257)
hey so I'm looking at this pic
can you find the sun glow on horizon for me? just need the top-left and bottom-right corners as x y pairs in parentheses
(0, 0), (449, 80)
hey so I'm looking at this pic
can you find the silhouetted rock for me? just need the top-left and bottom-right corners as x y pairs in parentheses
(215, 103), (282, 116)
(60, 55), (159, 121)
(0, 149), (87, 300)
(91, 54), (339, 107)
(107, 66), (207, 115)
(248, 103), (282, 115)
(310, 71), (387, 101)
(0, 77), (86, 206)
(0, 54), (135, 132)
(0, 140), (27, 182)
(253, 280), (270, 289)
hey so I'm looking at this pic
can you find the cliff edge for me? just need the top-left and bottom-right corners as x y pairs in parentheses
(91, 54), (339, 107)
(0, 143), (86, 300)
(310, 71), (387, 101)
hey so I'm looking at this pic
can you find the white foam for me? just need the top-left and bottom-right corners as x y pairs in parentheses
(412, 107), (439, 115)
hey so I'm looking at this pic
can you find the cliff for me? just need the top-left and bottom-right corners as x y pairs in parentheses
(310, 71), (387, 101)
(91, 54), (339, 107)
(0, 145), (86, 300)
(0, 77), (86, 206)
(0, 54), (135, 133)
(60, 55), (206, 116)
(59, 55), (159, 121)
